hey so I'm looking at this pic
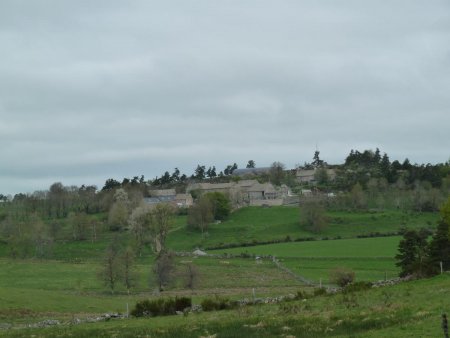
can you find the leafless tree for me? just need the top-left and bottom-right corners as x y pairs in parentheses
(300, 199), (328, 233)
(121, 246), (137, 293)
(184, 263), (200, 291)
(187, 196), (213, 238)
(129, 203), (174, 255)
(98, 239), (122, 294)
(153, 252), (175, 291)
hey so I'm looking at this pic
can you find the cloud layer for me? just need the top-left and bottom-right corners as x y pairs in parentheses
(1, 0), (450, 194)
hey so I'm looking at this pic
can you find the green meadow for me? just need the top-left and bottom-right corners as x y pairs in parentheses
(0, 206), (445, 337)
(210, 236), (401, 283)
(166, 207), (438, 251)
(1, 273), (448, 337)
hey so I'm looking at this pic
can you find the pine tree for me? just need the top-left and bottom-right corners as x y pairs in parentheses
(427, 220), (450, 274)
(395, 230), (428, 277)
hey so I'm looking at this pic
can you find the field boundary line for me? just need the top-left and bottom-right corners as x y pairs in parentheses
(271, 256), (315, 286)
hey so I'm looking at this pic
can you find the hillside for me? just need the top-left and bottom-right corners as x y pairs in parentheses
(1, 273), (448, 337)
(166, 206), (439, 251)
(0, 201), (447, 337)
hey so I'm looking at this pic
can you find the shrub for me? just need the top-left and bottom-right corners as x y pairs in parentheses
(131, 297), (192, 317)
(329, 267), (355, 287)
(313, 288), (327, 296)
(200, 296), (236, 312)
(294, 290), (309, 300)
(174, 297), (192, 311)
(343, 281), (372, 293)
(201, 298), (218, 312)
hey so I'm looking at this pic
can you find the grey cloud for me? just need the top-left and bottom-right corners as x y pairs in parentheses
(1, 0), (449, 194)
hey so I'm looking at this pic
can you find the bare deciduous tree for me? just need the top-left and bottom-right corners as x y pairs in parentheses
(121, 246), (137, 293)
(98, 239), (122, 294)
(129, 203), (174, 255)
(128, 204), (153, 256)
(187, 197), (213, 238)
(108, 189), (130, 231)
(184, 263), (200, 291)
(153, 252), (175, 291)
(300, 199), (328, 233)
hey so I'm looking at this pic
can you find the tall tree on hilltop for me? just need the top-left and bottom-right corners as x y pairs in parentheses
(206, 166), (217, 179)
(194, 165), (206, 180)
(170, 168), (180, 182)
(312, 150), (324, 167)
(246, 160), (256, 168)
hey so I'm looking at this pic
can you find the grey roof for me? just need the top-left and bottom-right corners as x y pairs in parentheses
(144, 196), (175, 205)
(150, 189), (176, 197)
(232, 167), (272, 176)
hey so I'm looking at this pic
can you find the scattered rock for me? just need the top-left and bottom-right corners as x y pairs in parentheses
(28, 319), (60, 328)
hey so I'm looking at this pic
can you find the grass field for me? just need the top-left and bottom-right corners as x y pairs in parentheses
(211, 236), (402, 283)
(166, 207), (438, 251)
(0, 255), (302, 325)
(0, 206), (444, 336)
(1, 273), (448, 337)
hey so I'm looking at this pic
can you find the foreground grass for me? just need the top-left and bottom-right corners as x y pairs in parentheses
(2, 273), (448, 337)
(0, 255), (301, 324)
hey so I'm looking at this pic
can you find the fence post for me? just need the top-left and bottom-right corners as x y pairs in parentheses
(442, 313), (448, 338)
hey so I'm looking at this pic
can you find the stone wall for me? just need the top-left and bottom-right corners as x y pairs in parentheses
(249, 199), (283, 206)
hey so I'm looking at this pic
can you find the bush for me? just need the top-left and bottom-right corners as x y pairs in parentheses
(329, 267), (355, 287)
(131, 297), (192, 317)
(343, 281), (372, 293)
(294, 290), (309, 300)
(174, 296), (192, 311)
(200, 298), (218, 312)
(200, 296), (236, 312)
(313, 288), (327, 296)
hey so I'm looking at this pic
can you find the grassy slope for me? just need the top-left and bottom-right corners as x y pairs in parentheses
(166, 207), (438, 251)
(211, 236), (401, 283)
(0, 206), (443, 336)
(2, 273), (449, 337)
(211, 236), (401, 258)
(0, 256), (302, 324)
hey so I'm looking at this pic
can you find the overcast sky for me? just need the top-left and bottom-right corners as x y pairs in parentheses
(1, 1), (449, 195)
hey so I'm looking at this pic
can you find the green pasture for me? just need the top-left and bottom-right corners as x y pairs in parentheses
(2, 273), (449, 337)
(283, 257), (398, 283)
(0, 255), (302, 324)
(185, 256), (300, 290)
(0, 206), (444, 336)
(211, 236), (402, 283)
(0, 207), (438, 260)
(212, 236), (401, 258)
(166, 207), (438, 251)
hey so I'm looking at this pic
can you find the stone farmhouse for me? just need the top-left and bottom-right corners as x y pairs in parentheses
(296, 168), (336, 184)
(186, 179), (291, 207)
(144, 189), (193, 208)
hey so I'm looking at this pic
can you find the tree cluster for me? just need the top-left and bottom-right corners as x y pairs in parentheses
(187, 192), (231, 236)
(396, 198), (450, 277)
(98, 238), (138, 294)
